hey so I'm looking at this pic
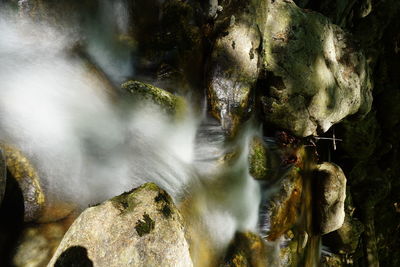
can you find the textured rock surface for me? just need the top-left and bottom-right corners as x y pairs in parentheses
(48, 183), (193, 267)
(207, 0), (266, 136)
(261, 0), (372, 137)
(0, 144), (45, 222)
(266, 163), (303, 241)
(248, 137), (269, 180)
(314, 162), (347, 235)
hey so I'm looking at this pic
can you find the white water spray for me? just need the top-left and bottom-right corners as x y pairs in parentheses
(0, 6), (262, 254)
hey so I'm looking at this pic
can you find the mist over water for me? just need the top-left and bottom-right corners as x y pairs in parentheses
(0, 6), (262, 252)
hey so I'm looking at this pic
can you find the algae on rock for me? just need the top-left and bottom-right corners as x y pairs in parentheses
(121, 80), (187, 119)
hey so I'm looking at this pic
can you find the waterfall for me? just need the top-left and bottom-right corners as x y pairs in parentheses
(0, 4), (262, 258)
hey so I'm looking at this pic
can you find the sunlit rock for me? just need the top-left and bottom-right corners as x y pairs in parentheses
(121, 80), (187, 119)
(222, 232), (269, 267)
(248, 137), (270, 180)
(48, 183), (193, 267)
(314, 162), (346, 235)
(261, 0), (372, 137)
(0, 148), (5, 205)
(207, 0), (266, 136)
(248, 136), (282, 181)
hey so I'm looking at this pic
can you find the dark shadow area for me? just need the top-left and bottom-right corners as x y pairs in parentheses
(55, 246), (93, 267)
(0, 170), (25, 267)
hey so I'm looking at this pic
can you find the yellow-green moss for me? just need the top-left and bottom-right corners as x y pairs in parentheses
(121, 80), (187, 120)
(248, 137), (269, 180)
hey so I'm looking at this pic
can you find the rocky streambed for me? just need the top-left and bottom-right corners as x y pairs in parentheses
(1, 0), (400, 267)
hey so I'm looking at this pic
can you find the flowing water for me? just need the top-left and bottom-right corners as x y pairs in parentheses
(0, 2), (321, 266)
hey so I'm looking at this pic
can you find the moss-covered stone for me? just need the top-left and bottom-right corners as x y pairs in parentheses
(48, 182), (192, 266)
(135, 213), (155, 237)
(248, 137), (269, 180)
(121, 80), (187, 120)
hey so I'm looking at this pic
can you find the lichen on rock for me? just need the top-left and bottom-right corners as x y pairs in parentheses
(48, 182), (192, 267)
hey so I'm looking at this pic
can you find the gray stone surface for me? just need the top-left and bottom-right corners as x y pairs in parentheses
(47, 183), (193, 267)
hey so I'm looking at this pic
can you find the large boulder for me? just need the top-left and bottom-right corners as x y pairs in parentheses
(314, 162), (347, 235)
(48, 183), (193, 267)
(261, 0), (372, 137)
(207, 0), (266, 136)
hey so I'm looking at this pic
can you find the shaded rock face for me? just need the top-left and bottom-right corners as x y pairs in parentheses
(261, 0), (372, 137)
(207, 0), (264, 136)
(48, 183), (193, 267)
(222, 232), (269, 267)
(314, 162), (346, 235)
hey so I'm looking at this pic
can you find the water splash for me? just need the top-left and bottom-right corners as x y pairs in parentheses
(0, 6), (262, 257)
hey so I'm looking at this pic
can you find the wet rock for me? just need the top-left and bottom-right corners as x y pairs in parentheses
(0, 148), (5, 205)
(266, 163), (303, 241)
(314, 162), (347, 235)
(222, 232), (269, 267)
(48, 183), (193, 267)
(0, 144), (75, 223)
(12, 216), (75, 267)
(207, 0), (265, 136)
(248, 137), (270, 180)
(261, 0), (372, 137)
(121, 80), (187, 119)
(0, 144), (45, 222)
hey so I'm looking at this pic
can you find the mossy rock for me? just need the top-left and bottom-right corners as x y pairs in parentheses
(121, 80), (187, 120)
(248, 137), (270, 180)
(48, 182), (192, 267)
